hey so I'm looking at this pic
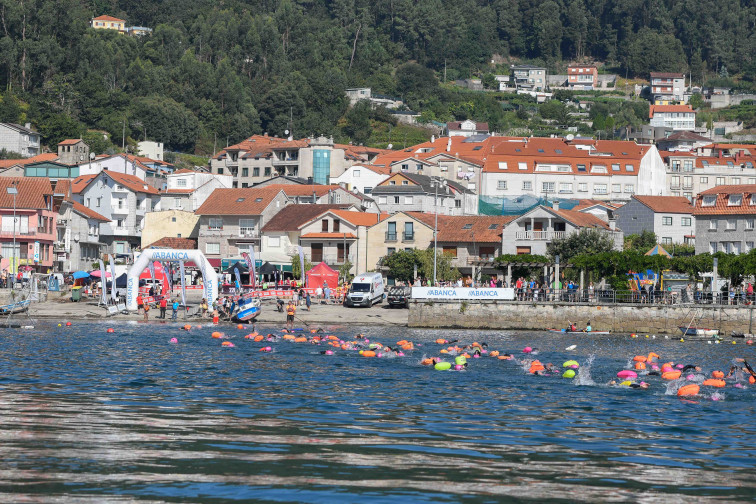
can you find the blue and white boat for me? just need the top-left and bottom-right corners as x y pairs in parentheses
(232, 295), (261, 322)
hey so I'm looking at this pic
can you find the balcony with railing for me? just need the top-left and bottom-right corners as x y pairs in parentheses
(402, 232), (414, 242)
(515, 230), (566, 241)
(385, 231), (397, 242)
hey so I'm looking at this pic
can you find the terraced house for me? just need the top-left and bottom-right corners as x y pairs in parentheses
(693, 185), (756, 255)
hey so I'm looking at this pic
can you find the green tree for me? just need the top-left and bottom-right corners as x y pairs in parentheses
(381, 250), (418, 283)
(338, 259), (354, 284)
(290, 253), (313, 282)
(481, 73), (497, 90)
(38, 113), (83, 147)
(688, 93), (704, 110)
(0, 93), (23, 123)
(130, 95), (200, 151)
(624, 230), (658, 251)
(547, 228), (615, 261)
(415, 249), (459, 283)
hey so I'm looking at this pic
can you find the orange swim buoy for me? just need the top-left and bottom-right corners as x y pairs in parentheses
(712, 370), (725, 379)
(221, 341), (234, 347)
(702, 379), (726, 388)
(421, 358), (434, 366)
(237, 324), (244, 330)
(328, 335), (339, 341)
(397, 340), (408, 346)
(633, 355), (647, 362)
(362, 350), (376, 358)
(498, 355), (511, 360)
(677, 384), (700, 396)
(529, 360), (545, 374)
(489, 350), (500, 357)
(183, 324), (191, 331)
(294, 337), (308, 343)
(635, 361), (646, 370)
(254, 335), (264, 342)
(647, 352), (660, 360)
(662, 370), (682, 380)
(212, 331), (222, 339)
(435, 338), (447, 345)
(750, 376), (756, 385)
(439, 349), (449, 354)
(283, 334), (296, 341)
(401, 343), (413, 351)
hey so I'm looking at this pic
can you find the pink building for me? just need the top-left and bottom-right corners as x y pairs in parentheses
(0, 178), (57, 273)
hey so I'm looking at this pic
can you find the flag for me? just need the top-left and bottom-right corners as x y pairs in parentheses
(298, 245), (305, 287)
(164, 262), (173, 292)
(108, 254), (117, 303)
(179, 261), (186, 310)
(242, 246), (256, 287)
(148, 260), (155, 283)
(100, 257), (107, 305)
(234, 266), (241, 290)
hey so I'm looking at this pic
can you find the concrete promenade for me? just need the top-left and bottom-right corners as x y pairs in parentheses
(19, 291), (410, 327)
(409, 300), (756, 335)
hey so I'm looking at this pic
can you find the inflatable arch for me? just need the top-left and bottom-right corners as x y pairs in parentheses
(126, 249), (218, 311)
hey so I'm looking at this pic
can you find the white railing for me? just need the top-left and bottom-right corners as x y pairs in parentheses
(515, 231), (566, 240)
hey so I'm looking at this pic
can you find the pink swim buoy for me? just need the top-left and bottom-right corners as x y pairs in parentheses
(686, 374), (696, 380)
(325, 350), (334, 355)
(170, 337), (178, 344)
(397, 352), (405, 357)
(454, 364), (463, 370)
(676, 364), (684, 369)
(523, 347), (533, 354)
(617, 370), (637, 379)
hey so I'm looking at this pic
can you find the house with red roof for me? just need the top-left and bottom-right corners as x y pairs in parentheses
(568, 65), (598, 90)
(90, 15), (126, 33)
(649, 105), (696, 131)
(0, 178), (57, 273)
(195, 187), (289, 267)
(693, 185), (756, 255)
(615, 195), (695, 246)
(332, 164), (391, 197)
(57, 139), (90, 165)
(500, 201), (623, 255)
(650, 72), (686, 104)
(53, 180), (110, 272)
(72, 169), (159, 258)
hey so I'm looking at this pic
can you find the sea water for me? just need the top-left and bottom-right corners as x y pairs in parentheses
(0, 321), (755, 502)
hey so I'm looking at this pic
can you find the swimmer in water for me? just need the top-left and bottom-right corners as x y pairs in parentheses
(681, 364), (702, 373)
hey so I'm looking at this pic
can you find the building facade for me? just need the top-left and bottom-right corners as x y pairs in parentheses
(0, 123), (40, 158)
(372, 173), (478, 216)
(90, 15), (126, 32)
(158, 169), (233, 212)
(54, 199), (109, 273)
(649, 105), (696, 131)
(366, 212), (434, 273)
(511, 65), (547, 92)
(650, 72), (686, 104)
(140, 210), (200, 248)
(332, 165), (390, 195)
(614, 195), (695, 245)
(693, 185), (756, 254)
(567, 65), (598, 90)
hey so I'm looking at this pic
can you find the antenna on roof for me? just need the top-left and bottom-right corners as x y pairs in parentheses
(566, 134), (575, 141)
(387, 144), (393, 150)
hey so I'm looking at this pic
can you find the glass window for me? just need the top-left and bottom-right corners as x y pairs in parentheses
(264, 167), (271, 177)
(518, 162), (527, 170)
(239, 219), (256, 236)
(321, 219), (328, 232)
(393, 196), (400, 204)
(354, 169), (360, 177)
(662, 216), (673, 226)
(726, 219), (736, 230)
(709, 241), (717, 253)
(208, 218), (223, 230)
(661, 237), (672, 244)
(217, 168), (224, 174)
(242, 168), (249, 177)
(497, 181), (507, 190)
(681, 217), (692, 226)
(578, 183), (588, 192)
(594, 184), (607, 195)
(364, 187), (372, 194)
(683, 160), (693, 172)
(728, 194), (742, 206)
(498, 162), (508, 170)
(612, 184), (621, 193)
(176, 178), (187, 187)
(559, 183), (572, 193)
(206, 243), (220, 255)
(542, 182), (555, 193)
(732, 177), (740, 185)
(577, 164), (586, 172)
(611, 163), (620, 171)
(671, 175), (680, 187)
(253, 167), (260, 177)
(700, 177), (708, 184)
(746, 219), (754, 230)
(404, 196), (413, 204)
(522, 181), (532, 191)
(702, 195), (716, 207)
(709, 220), (717, 230)
(404, 222), (413, 239)
(624, 184), (634, 194)
(716, 177), (725, 185)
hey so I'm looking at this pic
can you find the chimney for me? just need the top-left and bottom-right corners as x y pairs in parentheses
(25, 123), (31, 130)
(552, 200), (559, 211)
(446, 137), (452, 152)
(609, 217), (617, 231)
(431, 135), (435, 143)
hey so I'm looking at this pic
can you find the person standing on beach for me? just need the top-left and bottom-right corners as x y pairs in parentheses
(143, 302), (150, 322)
(286, 300), (296, 330)
(136, 294), (144, 314)
(172, 298), (179, 321)
(306, 290), (312, 311)
(159, 296), (167, 319)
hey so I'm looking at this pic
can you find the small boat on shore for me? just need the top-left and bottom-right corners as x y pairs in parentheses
(548, 329), (611, 335)
(232, 295), (261, 322)
(0, 299), (31, 314)
(678, 326), (719, 337)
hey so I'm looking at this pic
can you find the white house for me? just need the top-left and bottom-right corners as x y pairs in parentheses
(138, 141), (164, 161)
(332, 164), (390, 196)
(649, 105), (696, 131)
(0, 123), (40, 157)
(158, 169), (233, 211)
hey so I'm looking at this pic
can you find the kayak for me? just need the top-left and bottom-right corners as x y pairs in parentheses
(548, 329), (611, 335)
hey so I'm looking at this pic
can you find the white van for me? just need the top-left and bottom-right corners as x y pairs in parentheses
(346, 273), (384, 307)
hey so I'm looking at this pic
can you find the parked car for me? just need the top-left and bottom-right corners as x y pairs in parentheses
(345, 273), (384, 308)
(387, 285), (411, 308)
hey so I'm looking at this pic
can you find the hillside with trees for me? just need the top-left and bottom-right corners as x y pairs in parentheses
(0, 0), (753, 154)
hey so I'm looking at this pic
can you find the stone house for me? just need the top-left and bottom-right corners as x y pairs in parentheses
(57, 139), (90, 165)
(371, 172), (478, 216)
(0, 123), (40, 158)
(365, 212), (435, 274)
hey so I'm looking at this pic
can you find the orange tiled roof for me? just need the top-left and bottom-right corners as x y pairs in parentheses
(145, 237), (197, 249)
(172, 168), (195, 174)
(649, 105), (694, 118)
(196, 187), (284, 215)
(406, 212), (516, 243)
(326, 209), (381, 227)
(0, 178), (53, 209)
(632, 195), (694, 214)
(0, 152), (59, 169)
(93, 15), (125, 22)
(694, 185), (756, 216)
(300, 232), (357, 239)
(71, 174), (97, 194)
(261, 204), (353, 232)
(264, 184), (345, 197)
(58, 139), (83, 146)
(105, 170), (159, 194)
(161, 188), (195, 194)
(551, 208), (614, 230)
(70, 200), (109, 222)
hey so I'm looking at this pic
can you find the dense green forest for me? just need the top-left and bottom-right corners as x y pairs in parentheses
(0, 0), (754, 154)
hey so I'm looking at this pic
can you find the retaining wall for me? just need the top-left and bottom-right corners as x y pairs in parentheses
(409, 301), (756, 335)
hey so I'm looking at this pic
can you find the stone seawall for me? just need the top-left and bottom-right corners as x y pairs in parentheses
(409, 301), (756, 335)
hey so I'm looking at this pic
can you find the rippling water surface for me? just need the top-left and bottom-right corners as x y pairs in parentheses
(1, 320), (755, 502)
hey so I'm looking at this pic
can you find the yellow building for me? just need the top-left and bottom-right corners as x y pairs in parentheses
(141, 210), (199, 248)
(364, 212), (434, 273)
(91, 15), (126, 33)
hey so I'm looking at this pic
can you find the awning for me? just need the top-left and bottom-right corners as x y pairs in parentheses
(207, 258), (221, 268)
(223, 261), (249, 273)
(72, 271), (89, 279)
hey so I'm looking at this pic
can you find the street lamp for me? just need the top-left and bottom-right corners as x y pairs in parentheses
(7, 183), (18, 289)
(430, 177), (447, 286)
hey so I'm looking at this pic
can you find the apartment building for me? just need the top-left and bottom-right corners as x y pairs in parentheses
(371, 173), (478, 216)
(511, 65), (547, 92)
(663, 151), (756, 200)
(159, 169), (233, 212)
(693, 185), (756, 254)
(615, 195), (695, 245)
(650, 72), (686, 104)
(54, 198), (109, 273)
(332, 165), (390, 195)
(209, 134), (386, 188)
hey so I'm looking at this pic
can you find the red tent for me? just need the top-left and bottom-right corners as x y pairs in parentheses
(306, 262), (338, 290)
(139, 261), (169, 295)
